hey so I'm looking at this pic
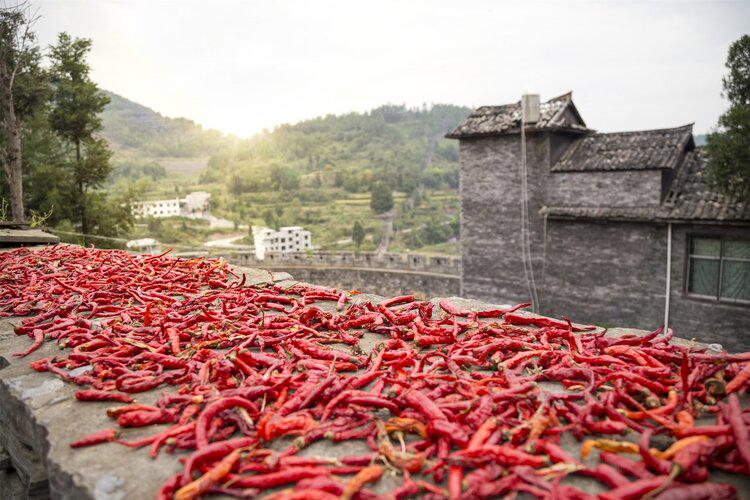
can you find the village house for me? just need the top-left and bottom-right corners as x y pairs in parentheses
(131, 191), (211, 219)
(252, 226), (313, 259)
(448, 92), (750, 351)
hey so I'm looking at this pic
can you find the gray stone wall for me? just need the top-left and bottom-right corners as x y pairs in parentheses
(196, 250), (460, 276)
(459, 136), (529, 302)
(540, 219), (667, 330)
(457, 130), (750, 350)
(274, 267), (460, 298)
(547, 170), (663, 207)
(174, 250), (461, 298)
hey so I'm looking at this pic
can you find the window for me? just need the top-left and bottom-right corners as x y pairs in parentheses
(687, 236), (750, 303)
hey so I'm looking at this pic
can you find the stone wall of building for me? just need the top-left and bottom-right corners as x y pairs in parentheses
(539, 219), (750, 351)
(457, 130), (750, 351)
(547, 170), (663, 207)
(540, 219), (667, 330)
(459, 136), (531, 302)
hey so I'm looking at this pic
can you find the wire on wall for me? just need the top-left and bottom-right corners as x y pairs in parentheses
(520, 106), (540, 312)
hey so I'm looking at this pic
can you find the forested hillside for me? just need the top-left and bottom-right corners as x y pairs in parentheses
(201, 104), (470, 196)
(99, 98), (471, 254)
(100, 91), (227, 157)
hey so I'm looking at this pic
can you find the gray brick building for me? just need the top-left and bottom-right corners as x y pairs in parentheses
(448, 93), (750, 351)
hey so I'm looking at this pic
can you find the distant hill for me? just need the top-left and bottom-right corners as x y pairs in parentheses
(100, 91), (227, 158)
(200, 103), (473, 195)
(694, 134), (707, 146)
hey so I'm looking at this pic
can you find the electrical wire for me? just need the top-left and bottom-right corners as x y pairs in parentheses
(519, 103), (540, 312)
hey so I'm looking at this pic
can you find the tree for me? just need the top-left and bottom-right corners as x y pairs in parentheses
(0, 3), (40, 221)
(707, 35), (750, 198)
(48, 32), (114, 235)
(370, 182), (393, 214)
(352, 220), (365, 249)
(262, 207), (276, 228)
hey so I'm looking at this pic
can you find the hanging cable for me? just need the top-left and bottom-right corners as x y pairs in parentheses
(519, 104), (540, 312)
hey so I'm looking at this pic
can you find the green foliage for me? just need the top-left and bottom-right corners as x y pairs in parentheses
(48, 32), (134, 237)
(49, 34), (110, 144)
(722, 35), (750, 105)
(29, 205), (53, 228)
(200, 104), (469, 196)
(707, 35), (750, 198)
(262, 207), (277, 228)
(110, 159), (167, 183)
(100, 91), (228, 158)
(0, 28), (134, 237)
(370, 182), (394, 214)
(405, 215), (458, 248)
(352, 220), (365, 248)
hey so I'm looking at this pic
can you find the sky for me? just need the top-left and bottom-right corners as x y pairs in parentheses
(34, 0), (750, 137)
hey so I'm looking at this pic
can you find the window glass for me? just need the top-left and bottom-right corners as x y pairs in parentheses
(725, 240), (750, 260)
(691, 238), (720, 257)
(721, 261), (750, 301)
(688, 258), (719, 296)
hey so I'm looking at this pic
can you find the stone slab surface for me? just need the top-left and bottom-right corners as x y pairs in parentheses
(1, 260), (749, 498)
(0, 229), (59, 245)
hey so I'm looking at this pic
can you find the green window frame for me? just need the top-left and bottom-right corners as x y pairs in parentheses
(687, 236), (750, 304)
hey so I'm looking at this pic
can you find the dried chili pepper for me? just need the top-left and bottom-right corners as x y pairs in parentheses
(69, 428), (118, 448)
(75, 389), (133, 403)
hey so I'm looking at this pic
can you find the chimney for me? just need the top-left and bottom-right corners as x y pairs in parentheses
(522, 94), (540, 124)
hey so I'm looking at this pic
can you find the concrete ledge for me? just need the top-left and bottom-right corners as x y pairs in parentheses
(1, 256), (748, 498)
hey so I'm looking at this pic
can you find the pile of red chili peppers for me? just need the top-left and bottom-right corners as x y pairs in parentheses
(2, 245), (750, 499)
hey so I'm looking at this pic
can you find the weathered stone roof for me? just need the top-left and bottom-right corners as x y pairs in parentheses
(552, 124), (694, 172)
(445, 92), (589, 138)
(661, 148), (750, 222)
(546, 148), (750, 224)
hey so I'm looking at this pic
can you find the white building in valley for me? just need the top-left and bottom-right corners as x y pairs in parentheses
(132, 198), (181, 218)
(132, 191), (211, 219)
(252, 226), (312, 259)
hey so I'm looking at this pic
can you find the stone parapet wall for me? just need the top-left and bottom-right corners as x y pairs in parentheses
(201, 250), (460, 276)
(179, 250), (461, 298)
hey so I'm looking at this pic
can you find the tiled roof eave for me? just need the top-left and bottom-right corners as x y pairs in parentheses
(544, 208), (750, 226)
(445, 126), (590, 140)
(550, 165), (674, 173)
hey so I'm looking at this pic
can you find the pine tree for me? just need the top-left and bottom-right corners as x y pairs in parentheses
(48, 33), (120, 236)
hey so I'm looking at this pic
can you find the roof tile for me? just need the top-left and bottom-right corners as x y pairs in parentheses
(546, 149), (750, 224)
(446, 92), (588, 139)
(552, 125), (694, 172)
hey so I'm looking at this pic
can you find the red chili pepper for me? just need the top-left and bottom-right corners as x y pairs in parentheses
(341, 464), (383, 500)
(75, 390), (133, 403)
(403, 389), (447, 421)
(70, 428), (118, 448)
(724, 393), (750, 471)
(654, 482), (736, 500)
(599, 475), (671, 500)
(227, 466), (331, 489)
(117, 409), (173, 428)
(13, 328), (44, 357)
(195, 396), (258, 448)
